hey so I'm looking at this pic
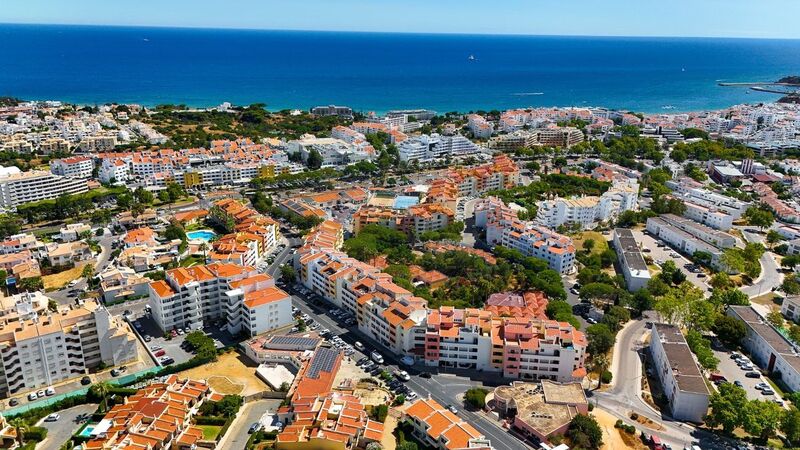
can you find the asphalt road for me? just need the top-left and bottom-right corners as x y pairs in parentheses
(739, 228), (783, 298)
(37, 403), (98, 450)
(217, 399), (282, 450)
(596, 319), (738, 450)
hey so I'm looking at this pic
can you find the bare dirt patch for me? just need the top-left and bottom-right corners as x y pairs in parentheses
(179, 351), (268, 396)
(594, 408), (641, 450)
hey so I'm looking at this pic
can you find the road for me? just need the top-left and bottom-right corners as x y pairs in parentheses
(37, 403), (98, 450)
(217, 399), (282, 450)
(287, 276), (533, 450)
(597, 319), (737, 450)
(738, 228), (783, 298)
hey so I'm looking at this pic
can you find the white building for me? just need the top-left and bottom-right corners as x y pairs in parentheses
(398, 134), (482, 163)
(98, 159), (131, 184)
(476, 197), (576, 275)
(781, 296), (800, 323)
(147, 263), (292, 337)
(0, 166), (88, 209)
(666, 179), (750, 219)
(0, 293), (137, 398)
(645, 216), (727, 270)
(728, 306), (800, 393)
(649, 323), (710, 423)
(59, 222), (91, 242)
(50, 156), (93, 179)
(613, 228), (651, 292)
(535, 179), (639, 230)
(681, 199), (734, 231)
(288, 135), (374, 169)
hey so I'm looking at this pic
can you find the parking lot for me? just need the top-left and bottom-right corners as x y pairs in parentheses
(128, 310), (237, 369)
(631, 228), (711, 295)
(712, 347), (785, 407)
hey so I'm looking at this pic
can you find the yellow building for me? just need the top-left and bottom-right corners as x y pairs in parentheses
(258, 164), (276, 179)
(183, 171), (203, 188)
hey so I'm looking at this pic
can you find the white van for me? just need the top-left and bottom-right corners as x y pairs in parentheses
(370, 351), (384, 364)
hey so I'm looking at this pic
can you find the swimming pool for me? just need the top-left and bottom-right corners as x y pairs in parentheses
(393, 196), (419, 209)
(187, 230), (216, 242)
(79, 425), (96, 438)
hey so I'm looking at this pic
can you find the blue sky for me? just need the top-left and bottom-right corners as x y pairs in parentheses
(2, 0), (799, 39)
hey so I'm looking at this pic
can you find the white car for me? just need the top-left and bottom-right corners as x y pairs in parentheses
(354, 341), (365, 351)
(45, 387), (55, 396)
(370, 351), (384, 364)
(28, 392), (37, 401)
(45, 413), (60, 422)
(393, 370), (411, 381)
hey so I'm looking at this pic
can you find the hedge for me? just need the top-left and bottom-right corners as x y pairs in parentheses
(194, 416), (228, 426)
(24, 426), (48, 442)
(217, 417), (235, 442)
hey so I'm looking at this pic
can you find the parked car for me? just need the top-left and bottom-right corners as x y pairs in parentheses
(8, 398), (18, 406)
(154, 349), (166, 357)
(28, 392), (37, 401)
(447, 405), (458, 414)
(734, 380), (744, 387)
(354, 341), (365, 352)
(745, 371), (761, 378)
(370, 351), (384, 364)
(393, 370), (411, 381)
(160, 357), (175, 365)
(419, 372), (432, 379)
(45, 387), (55, 396)
(45, 413), (60, 422)
(248, 422), (261, 434)
(81, 376), (91, 386)
(400, 356), (414, 366)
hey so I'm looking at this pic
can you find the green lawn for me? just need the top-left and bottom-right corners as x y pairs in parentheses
(180, 254), (206, 267)
(199, 425), (222, 440)
(572, 231), (609, 255)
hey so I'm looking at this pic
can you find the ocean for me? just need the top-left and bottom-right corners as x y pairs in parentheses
(2, 24), (800, 113)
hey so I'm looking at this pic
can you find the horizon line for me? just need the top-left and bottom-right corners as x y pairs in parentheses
(2, 21), (800, 41)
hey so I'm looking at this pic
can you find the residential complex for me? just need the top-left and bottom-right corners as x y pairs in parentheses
(83, 376), (214, 450)
(646, 214), (736, 271)
(398, 133), (483, 163)
(649, 323), (710, 423)
(0, 166), (88, 209)
(476, 197), (576, 275)
(535, 179), (639, 230)
(148, 263), (293, 337)
(0, 292), (137, 397)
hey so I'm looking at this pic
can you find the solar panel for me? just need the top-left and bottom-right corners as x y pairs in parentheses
(307, 347), (340, 379)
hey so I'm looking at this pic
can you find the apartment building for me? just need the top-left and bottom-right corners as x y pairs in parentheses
(50, 156), (94, 179)
(352, 203), (455, 236)
(665, 179), (749, 219)
(649, 324), (710, 423)
(535, 126), (584, 148)
(0, 293), (137, 397)
(310, 105), (354, 119)
(728, 306), (800, 393)
(0, 233), (48, 258)
(209, 198), (279, 252)
(442, 154), (520, 198)
(488, 130), (539, 151)
(680, 198), (735, 231)
(645, 216), (726, 270)
(98, 159), (131, 184)
(147, 263), (292, 337)
(398, 134), (482, 163)
(288, 135), (374, 169)
(467, 114), (494, 139)
(424, 307), (587, 382)
(0, 166), (88, 209)
(404, 398), (494, 450)
(83, 376), (213, 450)
(535, 179), (639, 230)
(78, 133), (118, 152)
(476, 197), (576, 275)
(613, 228), (651, 292)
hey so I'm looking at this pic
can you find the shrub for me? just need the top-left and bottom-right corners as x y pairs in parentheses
(194, 416), (227, 426)
(23, 426), (48, 442)
(601, 370), (613, 384)
(625, 425), (636, 434)
(464, 388), (489, 409)
(614, 419), (623, 429)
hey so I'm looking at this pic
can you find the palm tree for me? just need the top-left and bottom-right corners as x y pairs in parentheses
(199, 243), (208, 263)
(591, 354), (610, 390)
(10, 418), (27, 447)
(92, 381), (113, 412)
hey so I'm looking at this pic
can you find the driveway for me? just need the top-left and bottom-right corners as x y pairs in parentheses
(217, 399), (283, 450)
(37, 403), (98, 450)
(711, 347), (786, 407)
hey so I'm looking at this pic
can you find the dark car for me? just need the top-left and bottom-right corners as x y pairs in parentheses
(8, 398), (18, 406)
(418, 372), (432, 379)
(248, 422), (261, 434)
(745, 371), (761, 378)
(81, 376), (91, 385)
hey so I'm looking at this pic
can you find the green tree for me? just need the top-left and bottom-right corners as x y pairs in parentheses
(710, 273), (734, 290)
(710, 288), (749, 308)
(590, 354), (610, 389)
(706, 383), (748, 433)
(742, 400), (783, 441)
(781, 407), (800, 446)
(712, 316), (747, 348)
(91, 381), (113, 413)
(464, 388), (489, 409)
(134, 187), (154, 205)
(601, 306), (630, 333)
(744, 206), (775, 231)
(566, 414), (603, 450)
(306, 148), (323, 170)
(767, 310), (785, 329)
(686, 330), (719, 370)
(586, 324), (615, 355)
(280, 264), (297, 282)
(9, 418), (27, 447)
(18, 276), (43, 292)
